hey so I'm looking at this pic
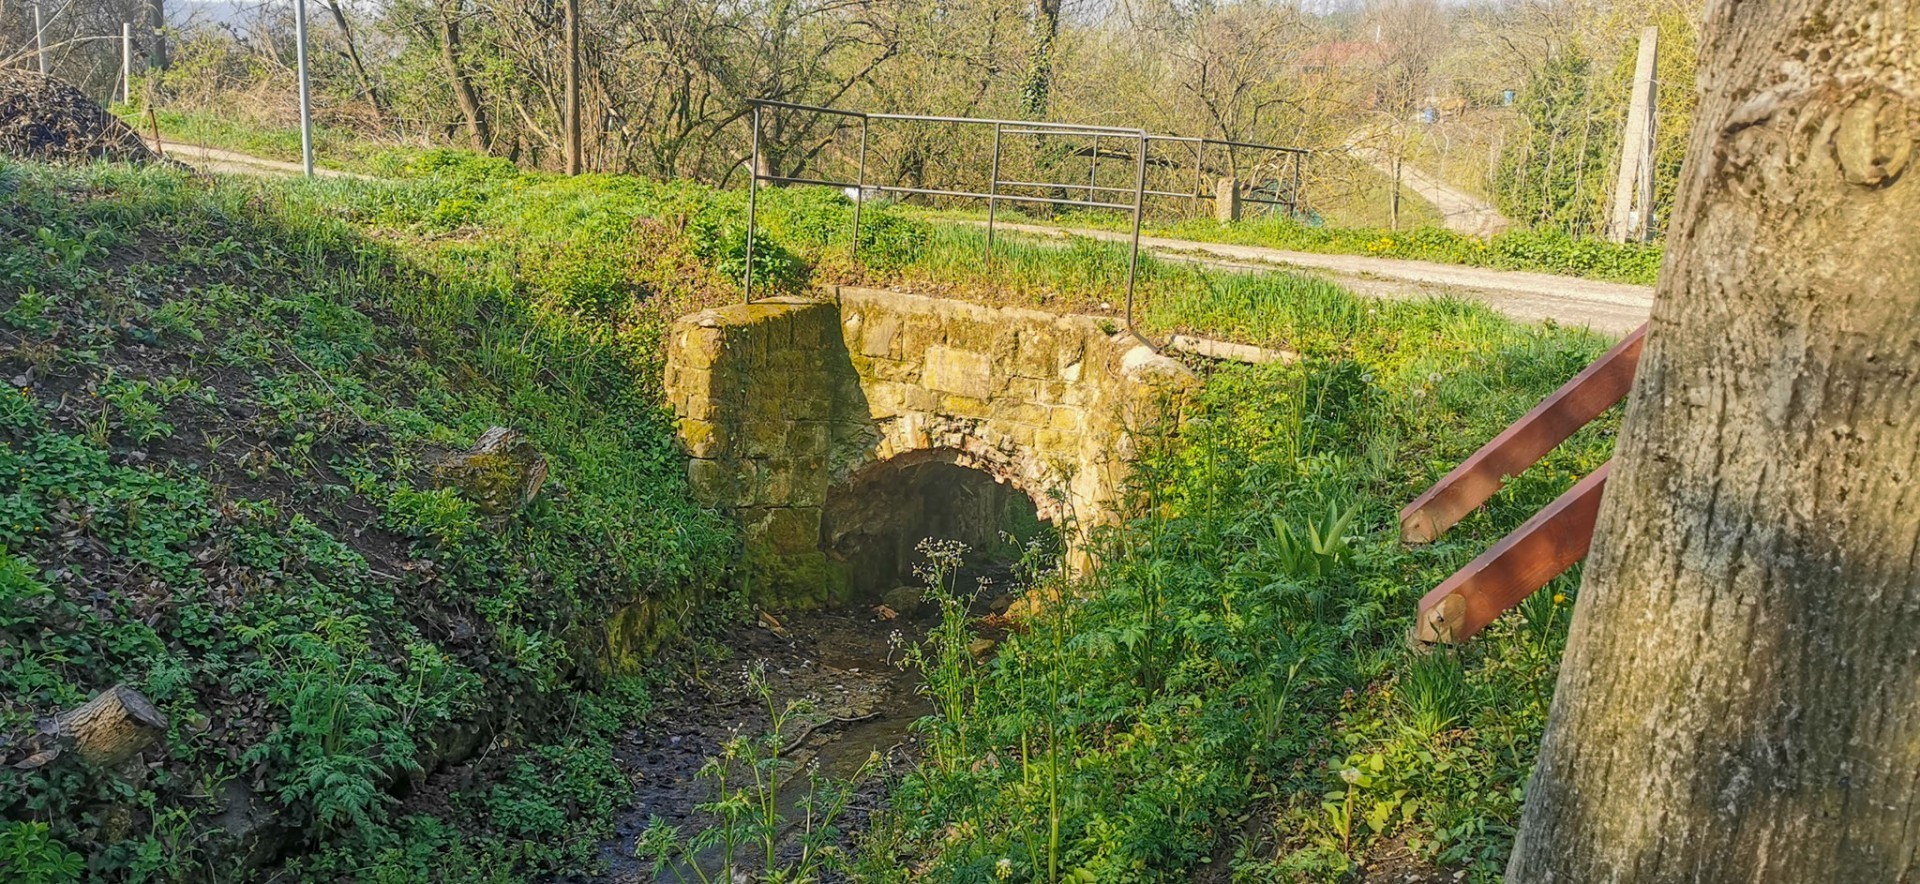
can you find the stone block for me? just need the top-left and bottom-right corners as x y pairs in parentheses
(898, 315), (942, 357)
(687, 458), (732, 506)
(677, 418), (727, 459)
(678, 390), (718, 423)
(760, 506), (823, 554)
(945, 315), (998, 351)
(899, 384), (941, 413)
(1014, 328), (1058, 378)
(924, 345), (993, 399)
(674, 326), (726, 371)
(1048, 406), (1086, 433)
(743, 418), (790, 457)
(788, 421), (831, 458)
(860, 313), (901, 358)
(993, 402), (1049, 427)
(941, 394), (992, 419)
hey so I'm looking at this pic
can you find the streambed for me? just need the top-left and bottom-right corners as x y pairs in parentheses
(582, 606), (940, 882)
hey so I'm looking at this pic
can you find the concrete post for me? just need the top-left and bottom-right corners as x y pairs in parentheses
(121, 22), (132, 104)
(292, 0), (314, 177)
(1606, 26), (1659, 242)
(1214, 177), (1241, 223)
(32, 4), (48, 76)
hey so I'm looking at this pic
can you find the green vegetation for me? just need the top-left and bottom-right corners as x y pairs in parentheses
(133, 108), (402, 176)
(858, 281), (1617, 880)
(1155, 215), (1664, 285)
(917, 205), (1663, 286)
(0, 157), (735, 880)
(2, 152), (1619, 881)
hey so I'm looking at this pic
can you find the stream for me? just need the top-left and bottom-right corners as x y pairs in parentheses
(582, 605), (941, 883)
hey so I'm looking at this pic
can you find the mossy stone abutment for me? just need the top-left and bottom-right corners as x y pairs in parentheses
(664, 286), (1196, 604)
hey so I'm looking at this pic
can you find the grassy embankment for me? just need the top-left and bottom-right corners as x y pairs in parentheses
(0, 154), (751, 881)
(918, 203), (1663, 286)
(127, 108), (1659, 286)
(3, 150), (1616, 881)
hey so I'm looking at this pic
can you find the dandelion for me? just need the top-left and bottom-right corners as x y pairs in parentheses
(1553, 593), (1567, 605)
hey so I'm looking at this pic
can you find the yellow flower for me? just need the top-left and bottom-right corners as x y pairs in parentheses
(1552, 593), (1566, 605)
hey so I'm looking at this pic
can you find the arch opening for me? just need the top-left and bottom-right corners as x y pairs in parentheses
(821, 450), (1056, 602)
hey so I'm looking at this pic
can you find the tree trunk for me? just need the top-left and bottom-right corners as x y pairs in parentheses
(1021, 0), (1060, 117)
(144, 0), (168, 70)
(324, 0), (388, 124)
(1508, 2), (1920, 880)
(437, 0), (491, 153)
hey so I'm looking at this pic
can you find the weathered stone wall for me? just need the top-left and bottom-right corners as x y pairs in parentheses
(665, 286), (1194, 604)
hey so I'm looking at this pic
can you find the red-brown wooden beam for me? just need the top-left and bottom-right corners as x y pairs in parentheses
(1399, 323), (1646, 545)
(1414, 460), (1611, 644)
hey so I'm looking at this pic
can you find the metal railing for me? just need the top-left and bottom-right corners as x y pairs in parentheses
(741, 99), (1309, 342)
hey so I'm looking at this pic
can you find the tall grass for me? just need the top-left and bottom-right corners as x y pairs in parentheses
(857, 278), (1619, 881)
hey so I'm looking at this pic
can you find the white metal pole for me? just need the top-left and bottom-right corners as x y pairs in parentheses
(32, 4), (48, 76)
(292, 0), (315, 177)
(121, 22), (132, 104)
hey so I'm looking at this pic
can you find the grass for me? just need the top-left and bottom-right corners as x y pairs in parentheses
(119, 106), (414, 178)
(854, 292), (1617, 881)
(909, 202), (1663, 286)
(116, 107), (1656, 286)
(0, 157), (736, 880)
(1, 148), (1625, 881)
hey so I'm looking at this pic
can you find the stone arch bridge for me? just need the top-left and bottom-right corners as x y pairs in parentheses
(665, 287), (1195, 603)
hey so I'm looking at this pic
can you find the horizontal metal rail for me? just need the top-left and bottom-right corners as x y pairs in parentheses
(1148, 134), (1313, 156)
(740, 98), (1313, 345)
(757, 175), (1140, 211)
(994, 179), (1203, 202)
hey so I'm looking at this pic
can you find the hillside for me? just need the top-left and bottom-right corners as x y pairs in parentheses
(0, 157), (738, 878)
(1, 153), (1624, 881)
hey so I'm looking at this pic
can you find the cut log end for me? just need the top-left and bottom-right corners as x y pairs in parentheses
(56, 684), (169, 766)
(1415, 594), (1468, 644)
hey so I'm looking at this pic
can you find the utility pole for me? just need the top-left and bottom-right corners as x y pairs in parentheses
(121, 22), (132, 104)
(564, 0), (581, 174)
(148, 0), (168, 71)
(1605, 26), (1659, 242)
(32, 3), (47, 76)
(292, 0), (315, 177)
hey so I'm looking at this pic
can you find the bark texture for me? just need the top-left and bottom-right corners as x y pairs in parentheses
(437, 0), (492, 153)
(58, 684), (169, 766)
(1508, 2), (1920, 880)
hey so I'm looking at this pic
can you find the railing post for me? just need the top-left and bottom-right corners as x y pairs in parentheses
(1088, 133), (1098, 201)
(1191, 140), (1204, 218)
(32, 4), (48, 76)
(850, 116), (869, 272)
(1291, 151), (1305, 218)
(291, 0), (314, 177)
(744, 104), (762, 301)
(986, 122), (1003, 271)
(1125, 131), (1147, 339)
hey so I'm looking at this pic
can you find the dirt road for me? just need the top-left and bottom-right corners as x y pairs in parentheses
(140, 139), (1651, 334)
(143, 138), (371, 180)
(988, 221), (1654, 335)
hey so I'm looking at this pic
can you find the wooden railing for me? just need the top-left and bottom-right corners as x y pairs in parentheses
(1404, 324), (1647, 643)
